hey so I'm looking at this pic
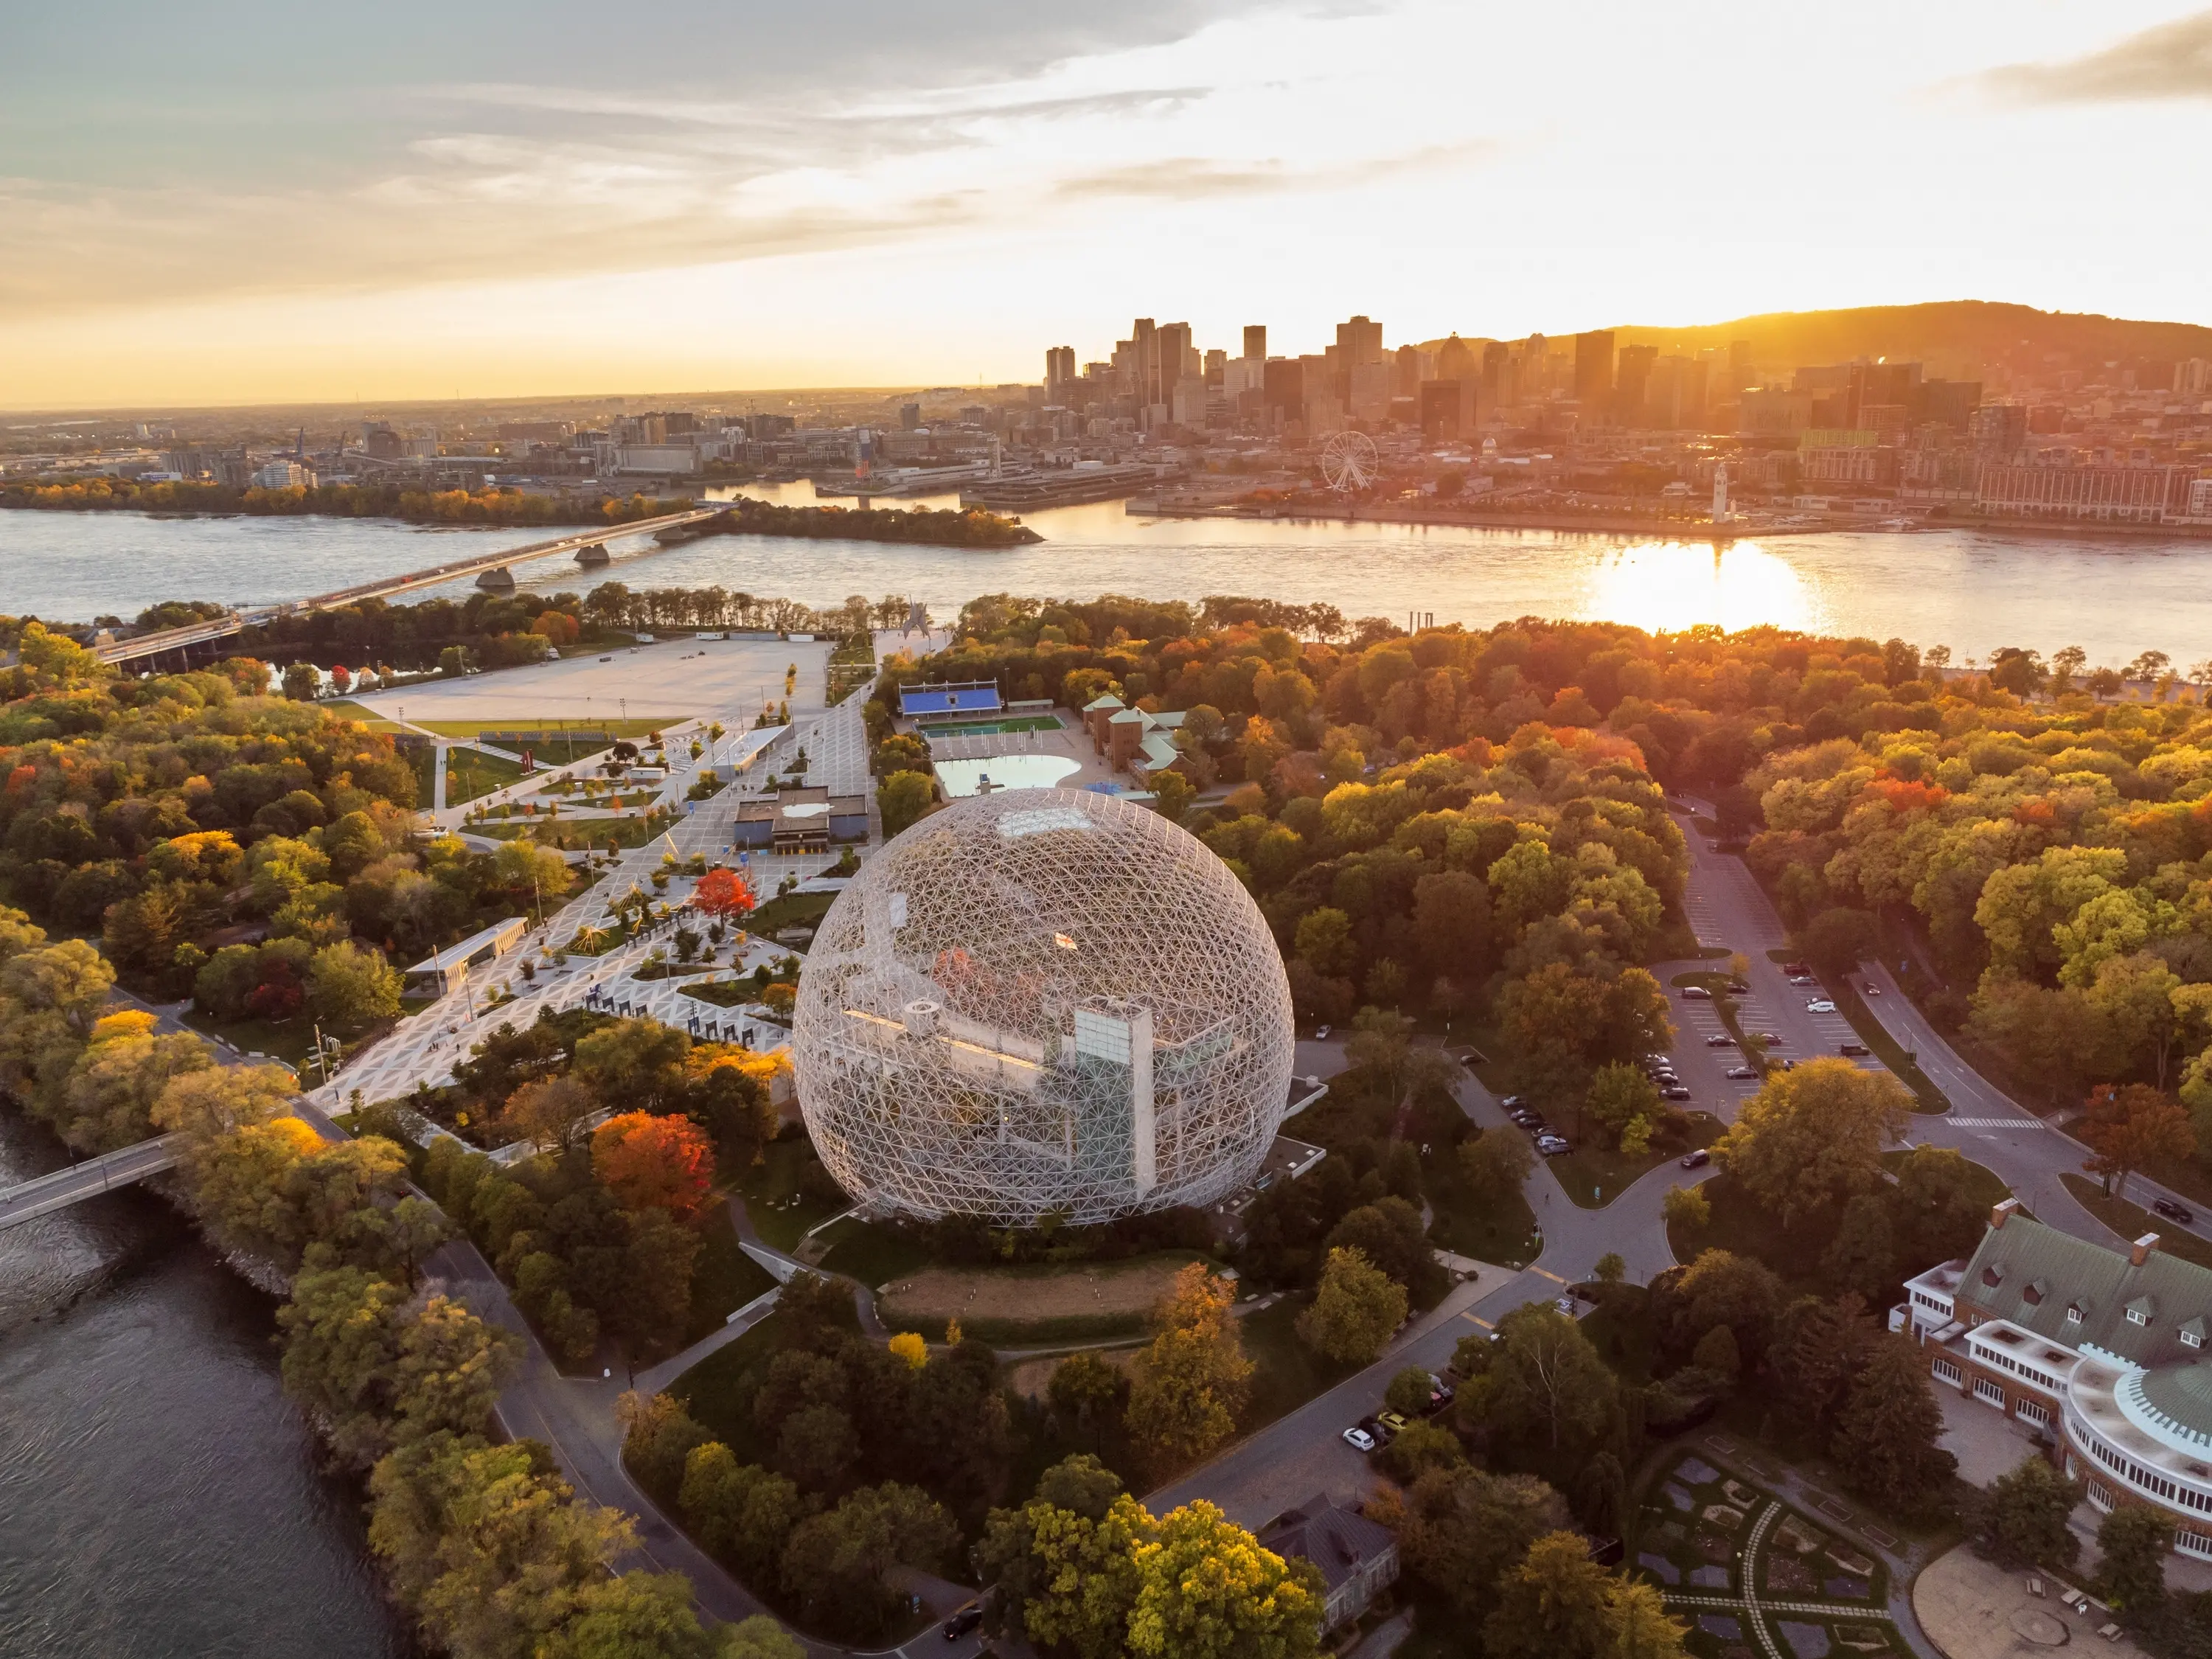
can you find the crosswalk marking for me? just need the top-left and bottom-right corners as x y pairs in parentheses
(1532, 1267), (1566, 1284)
(1461, 1312), (1494, 1328)
(1944, 1116), (2046, 1130)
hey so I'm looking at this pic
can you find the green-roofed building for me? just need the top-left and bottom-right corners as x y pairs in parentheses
(1902, 1198), (2212, 1562)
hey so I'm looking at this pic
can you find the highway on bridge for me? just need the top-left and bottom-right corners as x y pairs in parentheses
(94, 506), (720, 666)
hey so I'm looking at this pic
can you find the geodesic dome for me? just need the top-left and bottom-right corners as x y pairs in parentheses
(791, 787), (1295, 1225)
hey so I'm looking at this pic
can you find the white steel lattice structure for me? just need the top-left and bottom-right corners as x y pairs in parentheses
(791, 787), (1295, 1225)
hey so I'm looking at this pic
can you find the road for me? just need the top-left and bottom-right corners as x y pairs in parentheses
(0, 1133), (183, 1229)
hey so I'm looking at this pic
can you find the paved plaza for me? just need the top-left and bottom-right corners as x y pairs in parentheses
(353, 633), (833, 725)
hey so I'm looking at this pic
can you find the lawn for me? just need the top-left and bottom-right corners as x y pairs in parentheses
(328, 704), (677, 742)
(671, 1301), (860, 1461)
(1238, 1292), (1357, 1433)
(680, 980), (757, 1009)
(684, 1201), (779, 1344)
(740, 1135), (850, 1253)
(877, 1251), (1212, 1346)
(178, 1006), (322, 1072)
(409, 743), (526, 806)
(1548, 1113), (1723, 1209)
(1424, 1138), (1541, 1267)
(813, 1217), (935, 1291)
(476, 814), (670, 850)
(743, 889), (838, 938)
(2062, 1175), (2212, 1270)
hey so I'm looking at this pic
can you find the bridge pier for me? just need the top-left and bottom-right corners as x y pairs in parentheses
(474, 566), (517, 593)
(574, 542), (611, 568)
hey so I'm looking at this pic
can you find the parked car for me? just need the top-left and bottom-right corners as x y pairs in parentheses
(1537, 1135), (1572, 1156)
(1782, 961), (1811, 975)
(1661, 1085), (1693, 1101)
(1680, 1149), (1711, 1169)
(1377, 1411), (1411, 1436)
(1510, 1109), (1545, 1129)
(1500, 1094), (1527, 1110)
(2154, 1197), (2197, 1225)
(1806, 999), (1838, 1013)
(1682, 986), (1712, 999)
(1839, 1042), (1871, 1057)
(1341, 1425), (1377, 1453)
(1754, 1032), (1782, 1044)
(1704, 1034), (1734, 1047)
(942, 1605), (986, 1641)
(1425, 1372), (1456, 1409)
(1313, 1025), (1332, 1040)
(1359, 1413), (1393, 1443)
(1728, 979), (1751, 993)
(1788, 974), (1818, 987)
(1725, 1065), (1760, 1081)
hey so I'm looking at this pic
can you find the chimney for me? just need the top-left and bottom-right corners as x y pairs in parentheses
(1991, 1198), (2021, 1230)
(2132, 1234), (2160, 1267)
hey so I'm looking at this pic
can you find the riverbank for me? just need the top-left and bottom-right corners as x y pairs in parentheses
(1, 476), (694, 529)
(1131, 497), (2212, 543)
(667, 496), (1042, 548)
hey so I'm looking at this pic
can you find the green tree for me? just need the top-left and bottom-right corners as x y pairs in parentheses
(279, 1264), (409, 1465)
(538, 1570), (738, 1659)
(573, 1018), (692, 1115)
(1126, 1265), (1254, 1473)
(1048, 1352), (1129, 1447)
(1126, 1499), (1324, 1659)
(1893, 1145), (1992, 1266)
(977, 1470), (1148, 1659)
(1716, 1059), (1911, 1226)
(1465, 1303), (1619, 1457)
(2097, 1503), (2171, 1613)
(877, 770), (936, 838)
(58, 1017), (216, 1153)
(1662, 1183), (1710, 1235)
(1295, 907), (1357, 979)
(617, 1391), (714, 1506)
(390, 1295), (521, 1448)
(679, 1444), (804, 1583)
(1832, 1335), (1957, 1517)
(4, 939), (117, 1036)
(1461, 1130), (1534, 1208)
(778, 1482), (958, 1640)
(1821, 1193), (1898, 1301)
(1586, 1061), (1661, 1150)
(1977, 1456), (2083, 1570)
(1386, 1366), (1441, 1417)
(282, 661), (321, 700)
(1395, 1464), (1568, 1619)
(2079, 1083), (2196, 1203)
(1375, 1419), (1467, 1484)
(1297, 1245), (1408, 1366)
(1767, 1294), (1876, 1442)
(308, 939), (403, 1031)
(1323, 1197), (1436, 1298)
(1484, 1531), (1683, 1659)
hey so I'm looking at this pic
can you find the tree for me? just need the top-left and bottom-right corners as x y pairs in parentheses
(1716, 1059), (1910, 1226)
(307, 939), (403, 1031)
(2079, 1083), (2196, 1203)
(57, 1018), (216, 1153)
(368, 1433), (634, 1658)
(1586, 1062), (1661, 1151)
(1295, 908), (1357, 979)
(539, 1570), (732, 1659)
(1662, 1184), (1709, 1235)
(1893, 1145), (1992, 1266)
(591, 1112), (714, 1216)
(1149, 770), (1195, 824)
(877, 771), (935, 838)
(1821, 1193), (1898, 1301)
(390, 1295), (522, 1448)
(1298, 1246), (1408, 1365)
(1049, 1352), (1129, 1446)
(1386, 1366), (1441, 1417)
(1798, 908), (1877, 975)
(776, 1402), (859, 1489)
(1461, 1130), (1534, 1208)
(1324, 1196), (1435, 1298)
(1831, 1335), (1956, 1517)
(1396, 1464), (1569, 1619)
(1657, 1250), (1784, 1365)
(978, 1470), (1148, 1659)
(679, 1444), (804, 1583)
(2097, 1503), (2171, 1613)
(1375, 1420), (1467, 1484)
(617, 1391), (714, 1505)
(716, 1616), (804, 1659)
(1466, 1303), (1619, 1457)
(5, 939), (117, 1035)
(282, 661), (320, 700)
(1126, 1264), (1253, 1472)
(574, 1019), (692, 1114)
(279, 1265), (410, 1465)
(151, 1060), (296, 1149)
(188, 1116), (326, 1257)
(501, 1074), (600, 1153)
(1977, 1456), (2083, 1569)
(1767, 1294), (1876, 1442)
(693, 866), (757, 921)
(1126, 1499), (1324, 1659)
(779, 1482), (958, 1640)
(1484, 1531), (1683, 1659)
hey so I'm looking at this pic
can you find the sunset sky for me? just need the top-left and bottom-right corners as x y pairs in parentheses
(6, 1), (2211, 409)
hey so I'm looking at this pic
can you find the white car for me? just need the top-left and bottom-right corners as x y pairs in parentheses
(1342, 1426), (1377, 1453)
(1806, 999), (1837, 1013)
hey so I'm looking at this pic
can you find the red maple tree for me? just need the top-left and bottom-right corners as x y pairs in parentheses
(591, 1112), (714, 1217)
(693, 866), (757, 920)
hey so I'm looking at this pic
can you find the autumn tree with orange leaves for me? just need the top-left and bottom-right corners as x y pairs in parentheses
(592, 1112), (715, 1217)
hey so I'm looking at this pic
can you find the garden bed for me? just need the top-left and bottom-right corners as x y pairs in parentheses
(876, 1251), (1211, 1345)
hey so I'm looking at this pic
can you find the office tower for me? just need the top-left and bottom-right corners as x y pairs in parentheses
(1728, 339), (1753, 390)
(1522, 333), (1547, 397)
(1575, 330), (1615, 417)
(1437, 335), (1477, 386)
(1482, 340), (1512, 407)
(1045, 346), (1075, 394)
(1646, 355), (1708, 429)
(1614, 344), (1657, 426)
(1203, 348), (1228, 386)
(1156, 321), (1193, 417)
(1130, 319), (1158, 403)
(1264, 357), (1306, 425)
(1420, 380), (1473, 442)
(900, 403), (921, 431)
(1336, 315), (1385, 366)
(1243, 325), (1267, 361)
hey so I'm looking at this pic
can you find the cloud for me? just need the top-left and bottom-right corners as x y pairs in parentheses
(1055, 138), (1496, 201)
(1980, 10), (2212, 102)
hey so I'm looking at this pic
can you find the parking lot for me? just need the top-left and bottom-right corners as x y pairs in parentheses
(352, 633), (834, 725)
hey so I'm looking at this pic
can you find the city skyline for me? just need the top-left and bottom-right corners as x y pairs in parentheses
(6, 0), (2212, 406)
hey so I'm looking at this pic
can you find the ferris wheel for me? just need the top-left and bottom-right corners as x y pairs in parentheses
(1320, 430), (1380, 493)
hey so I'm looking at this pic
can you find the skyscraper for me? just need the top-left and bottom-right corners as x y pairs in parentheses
(1336, 315), (1385, 366)
(1045, 346), (1075, 397)
(1614, 344), (1657, 426)
(1575, 330), (1615, 418)
(1242, 324), (1267, 361)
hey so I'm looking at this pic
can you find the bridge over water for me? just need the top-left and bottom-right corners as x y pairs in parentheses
(95, 506), (719, 667)
(0, 1133), (184, 1229)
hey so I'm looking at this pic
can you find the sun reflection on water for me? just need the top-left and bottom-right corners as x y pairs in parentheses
(1580, 539), (1828, 636)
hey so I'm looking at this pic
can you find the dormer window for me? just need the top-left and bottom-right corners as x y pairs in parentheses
(2129, 1309), (2151, 1326)
(2185, 1331), (2204, 1350)
(2066, 1304), (2086, 1324)
(1983, 1265), (2007, 1289)
(2023, 1280), (2047, 1307)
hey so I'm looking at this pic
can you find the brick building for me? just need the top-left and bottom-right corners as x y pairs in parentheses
(1902, 1200), (2212, 1562)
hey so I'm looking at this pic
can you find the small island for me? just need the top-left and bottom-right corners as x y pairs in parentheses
(663, 495), (1042, 549)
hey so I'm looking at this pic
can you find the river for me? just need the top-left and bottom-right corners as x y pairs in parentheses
(0, 1113), (408, 1658)
(2, 484), (2208, 667)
